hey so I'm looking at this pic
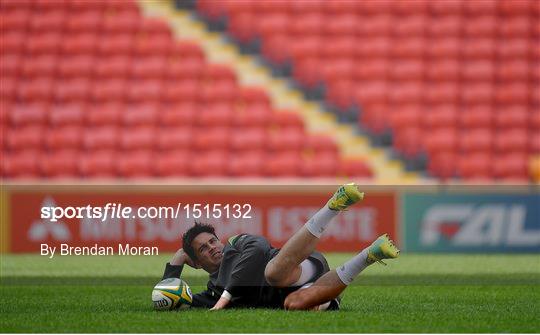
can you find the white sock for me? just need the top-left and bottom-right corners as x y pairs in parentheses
(336, 248), (370, 286)
(305, 205), (339, 238)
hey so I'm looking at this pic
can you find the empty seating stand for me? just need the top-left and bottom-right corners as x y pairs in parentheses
(196, 0), (539, 182)
(1, 0), (372, 179)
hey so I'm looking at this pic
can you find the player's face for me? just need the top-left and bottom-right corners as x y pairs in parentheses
(192, 232), (224, 272)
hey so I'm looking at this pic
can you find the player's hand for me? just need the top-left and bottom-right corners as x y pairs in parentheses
(170, 248), (200, 269)
(210, 297), (230, 310)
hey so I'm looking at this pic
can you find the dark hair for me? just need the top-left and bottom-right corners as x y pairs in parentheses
(182, 222), (218, 261)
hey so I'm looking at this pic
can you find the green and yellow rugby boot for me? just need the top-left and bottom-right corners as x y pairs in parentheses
(367, 234), (400, 265)
(327, 183), (365, 211)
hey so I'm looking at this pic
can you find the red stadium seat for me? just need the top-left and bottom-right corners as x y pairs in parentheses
(0, 77), (17, 103)
(49, 104), (85, 126)
(79, 150), (116, 177)
(122, 104), (159, 126)
(232, 104), (272, 128)
(426, 59), (460, 81)
(200, 81), (237, 104)
(134, 36), (171, 56)
(0, 9), (30, 32)
(204, 64), (237, 84)
(17, 78), (55, 102)
(493, 153), (529, 180)
(498, 0), (533, 15)
(9, 104), (48, 126)
(5, 125), (45, 150)
(304, 135), (339, 155)
(190, 151), (228, 177)
(159, 103), (197, 126)
(494, 83), (530, 105)
(461, 60), (494, 81)
(463, 15), (497, 37)
(428, 15), (462, 37)
(389, 82), (423, 104)
(21, 55), (57, 77)
(464, 0), (497, 15)
(54, 79), (91, 102)
(163, 79), (200, 103)
(167, 58), (205, 82)
(323, 15), (357, 37)
(271, 111), (305, 130)
(390, 104), (422, 129)
(263, 152), (301, 177)
(457, 153), (493, 179)
(427, 38), (460, 59)
(29, 10), (65, 32)
(26, 32), (61, 55)
(61, 33), (97, 55)
(196, 103), (233, 127)
(227, 151), (265, 177)
(192, 127), (230, 150)
(462, 38), (496, 59)
(65, 10), (102, 33)
(428, 152), (457, 179)
(97, 34), (133, 56)
(268, 128), (304, 153)
(494, 106), (528, 129)
(425, 83), (459, 104)
(430, 0), (462, 15)
(392, 15), (426, 36)
(338, 159), (373, 178)
(156, 127), (193, 150)
(2, 150), (41, 178)
(91, 79), (126, 102)
(461, 83), (493, 105)
(95, 56), (131, 79)
(459, 128), (492, 152)
(40, 150), (80, 178)
(116, 151), (154, 178)
(497, 60), (530, 81)
(499, 17), (532, 37)
(86, 103), (122, 126)
(126, 80), (163, 103)
(119, 126), (156, 150)
(301, 152), (339, 177)
(102, 12), (140, 33)
(83, 126), (119, 150)
(393, 127), (424, 158)
(2, 32), (26, 54)
(424, 128), (457, 154)
(394, 0), (428, 14)
(230, 128), (266, 151)
(58, 56), (94, 78)
(154, 150), (191, 177)
(460, 105), (492, 129)
(494, 129), (528, 153)
(45, 126), (83, 150)
(131, 57), (167, 79)
(423, 105), (458, 129)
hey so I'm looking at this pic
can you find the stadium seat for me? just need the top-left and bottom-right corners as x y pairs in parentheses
(492, 153), (529, 180)
(159, 103), (197, 126)
(116, 150), (154, 177)
(86, 103), (122, 126)
(49, 104), (85, 126)
(79, 150), (116, 177)
(230, 128), (266, 151)
(264, 152), (301, 177)
(40, 150), (80, 178)
(156, 127), (193, 150)
(154, 150), (191, 177)
(120, 126), (156, 150)
(459, 128), (492, 153)
(2, 150), (41, 178)
(9, 104), (48, 126)
(83, 126), (119, 150)
(494, 129), (528, 153)
(190, 151), (228, 177)
(196, 103), (233, 127)
(428, 152), (457, 180)
(227, 151), (265, 177)
(457, 153), (493, 179)
(193, 127), (230, 150)
(5, 125), (44, 150)
(45, 126), (83, 150)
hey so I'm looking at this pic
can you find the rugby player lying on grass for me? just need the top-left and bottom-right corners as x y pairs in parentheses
(161, 183), (399, 310)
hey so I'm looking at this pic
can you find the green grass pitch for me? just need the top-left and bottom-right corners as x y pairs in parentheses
(1, 253), (539, 333)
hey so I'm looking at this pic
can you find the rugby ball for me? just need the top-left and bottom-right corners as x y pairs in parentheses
(152, 278), (193, 311)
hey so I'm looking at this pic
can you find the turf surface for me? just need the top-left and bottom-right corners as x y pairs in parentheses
(1, 253), (539, 333)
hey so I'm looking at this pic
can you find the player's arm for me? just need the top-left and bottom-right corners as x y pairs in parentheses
(162, 248), (199, 280)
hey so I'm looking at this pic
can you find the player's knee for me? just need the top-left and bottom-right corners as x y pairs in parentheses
(264, 261), (284, 286)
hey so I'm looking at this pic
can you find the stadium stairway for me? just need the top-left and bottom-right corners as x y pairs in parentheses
(138, 0), (419, 184)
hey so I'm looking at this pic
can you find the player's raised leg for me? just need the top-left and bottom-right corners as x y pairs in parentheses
(284, 234), (400, 310)
(265, 183), (364, 287)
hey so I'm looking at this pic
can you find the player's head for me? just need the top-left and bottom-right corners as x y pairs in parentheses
(182, 222), (224, 273)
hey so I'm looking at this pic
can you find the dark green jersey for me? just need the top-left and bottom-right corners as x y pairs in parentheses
(162, 234), (330, 309)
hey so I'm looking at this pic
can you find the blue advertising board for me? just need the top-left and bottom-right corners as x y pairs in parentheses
(403, 193), (540, 253)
